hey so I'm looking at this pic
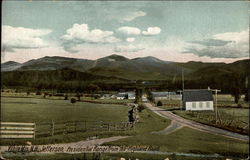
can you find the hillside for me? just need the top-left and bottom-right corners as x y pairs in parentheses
(1, 55), (249, 81)
(1, 68), (129, 88)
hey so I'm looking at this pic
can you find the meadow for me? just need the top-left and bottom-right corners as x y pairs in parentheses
(1, 96), (133, 145)
(155, 94), (249, 134)
(1, 93), (249, 159)
(105, 109), (249, 158)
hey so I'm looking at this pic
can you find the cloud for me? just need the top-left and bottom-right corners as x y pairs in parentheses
(61, 23), (121, 52)
(114, 44), (144, 53)
(62, 23), (120, 43)
(183, 29), (249, 58)
(190, 39), (232, 47)
(117, 26), (141, 35)
(2, 25), (52, 52)
(122, 11), (146, 22)
(126, 37), (135, 42)
(142, 27), (161, 36)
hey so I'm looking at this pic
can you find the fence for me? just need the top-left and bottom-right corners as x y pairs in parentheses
(0, 122), (36, 139)
(35, 120), (135, 137)
(0, 121), (134, 139)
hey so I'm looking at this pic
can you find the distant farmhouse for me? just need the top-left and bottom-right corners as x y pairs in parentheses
(116, 92), (136, 100)
(127, 92), (136, 100)
(117, 93), (127, 100)
(182, 90), (214, 111)
(151, 91), (181, 101)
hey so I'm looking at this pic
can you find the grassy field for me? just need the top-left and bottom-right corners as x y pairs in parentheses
(1, 97), (129, 123)
(1, 96), (133, 145)
(154, 94), (249, 134)
(155, 94), (248, 109)
(105, 126), (249, 158)
(173, 107), (249, 135)
(1, 94), (249, 158)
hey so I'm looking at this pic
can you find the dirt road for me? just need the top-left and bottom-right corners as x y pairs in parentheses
(145, 103), (249, 142)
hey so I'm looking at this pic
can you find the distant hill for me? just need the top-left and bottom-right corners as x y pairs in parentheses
(1, 67), (129, 87)
(188, 59), (249, 78)
(1, 55), (249, 81)
(1, 61), (22, 71)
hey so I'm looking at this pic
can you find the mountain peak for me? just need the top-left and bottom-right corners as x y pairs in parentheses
(101, 54), (129, 61)
(1, 61), (20, 65)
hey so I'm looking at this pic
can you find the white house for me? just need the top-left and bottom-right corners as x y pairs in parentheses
(116, 93), (126, 100)
(182, 90), (214, 111)
(128, 92), (135, 100)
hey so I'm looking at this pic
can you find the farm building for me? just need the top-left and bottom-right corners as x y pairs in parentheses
(117, 93), (126, 100)
(128, 92), (136, 100)
(182, 90), (214, 111)
(116, 92), (136, 100)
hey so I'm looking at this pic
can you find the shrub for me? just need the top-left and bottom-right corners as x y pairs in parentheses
(71, 98), (76, 104)
(137, 104), (145, 112)
(157, 101), (163, 106)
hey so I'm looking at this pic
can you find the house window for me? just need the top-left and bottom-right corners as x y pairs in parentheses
(199, 102), (202, 108)
(206, 101), (210, 108)
(192, 102), (196, 108)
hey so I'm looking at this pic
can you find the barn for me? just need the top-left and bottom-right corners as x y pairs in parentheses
(182, 90), (214, 111)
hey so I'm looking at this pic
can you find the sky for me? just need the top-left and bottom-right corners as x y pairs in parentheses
(1, 1), (249, 63)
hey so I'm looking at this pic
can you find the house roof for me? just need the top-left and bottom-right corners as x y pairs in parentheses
(182, 90), (213, 102)
(117, 93), (126, 97)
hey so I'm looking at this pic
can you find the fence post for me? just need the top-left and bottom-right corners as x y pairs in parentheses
(108, 123), (110, 131)
(64, 122), (67, 134)
(51, 120), (54, 136)
(33, 122), (36, 139)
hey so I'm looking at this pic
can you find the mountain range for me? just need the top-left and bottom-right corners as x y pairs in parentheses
(1, 54), (249, 80)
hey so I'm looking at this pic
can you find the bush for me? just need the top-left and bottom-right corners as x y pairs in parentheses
(70, 98), (76, 104)
(137, 104), (145, 112)
(157, 101), (163, 106)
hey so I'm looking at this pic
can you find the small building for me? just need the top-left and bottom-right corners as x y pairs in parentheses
(182, 90), (214, 111)
(128, 92), (135, 100)
(116, 93), (126, 100)
(142, 95), (148, 102)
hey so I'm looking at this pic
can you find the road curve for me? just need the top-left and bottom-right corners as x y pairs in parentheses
(145, 103), (249, 142)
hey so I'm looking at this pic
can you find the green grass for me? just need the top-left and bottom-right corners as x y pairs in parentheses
(173, 107), (249, 134)
(1, 97), (132, 145)
(1, 97), (129, 123)
(105, 127), (249, 157)
(1, 96), (249, 158)
(103, 108), (249, 158)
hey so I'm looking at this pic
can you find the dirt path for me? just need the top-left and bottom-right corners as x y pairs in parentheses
(145, 103), (249, 142)
(151, 120), (183, 135)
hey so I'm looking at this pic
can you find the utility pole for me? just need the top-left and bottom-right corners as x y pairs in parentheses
(180, 90), (182, 111)
(211, 89), (221, 124)
(182, 69), (185, 91)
